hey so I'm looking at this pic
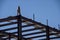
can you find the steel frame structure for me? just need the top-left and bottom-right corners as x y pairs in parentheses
(0, 6), (60, 40)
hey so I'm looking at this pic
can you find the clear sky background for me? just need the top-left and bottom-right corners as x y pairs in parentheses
(0, 0), (60, 40)
(0, 0), (60, 29)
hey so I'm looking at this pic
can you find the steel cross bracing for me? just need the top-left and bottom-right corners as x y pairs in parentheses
(0, 15), (60, 40)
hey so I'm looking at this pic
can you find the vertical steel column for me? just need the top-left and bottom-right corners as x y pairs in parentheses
(9, 34), (11, 40)
(33, 14), (35, 20)
(46, 20), (50, 40)
(17, 6), (22, 40)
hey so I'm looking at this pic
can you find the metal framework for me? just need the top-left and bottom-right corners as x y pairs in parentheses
(0, 6), (60, 40)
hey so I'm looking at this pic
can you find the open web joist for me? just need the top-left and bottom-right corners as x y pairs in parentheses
(0, 15), (60, 40)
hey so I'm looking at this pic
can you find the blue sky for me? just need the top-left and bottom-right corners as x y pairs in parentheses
(0, 0), (60, 29)
(0, 0), (60, 40)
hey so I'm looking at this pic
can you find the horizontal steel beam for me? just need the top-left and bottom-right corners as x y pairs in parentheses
(22, 27), (43, 32)
(3, 37), (29, 40)
(0, 16), (17, 22)
(26, 34), (46, 39)
(0, 27), (17, 31)
(50, 36), (60, 39)
(0, 22), (17, 27)
(0, 31), (17, 37)
(23, 31), (46, 36)
(39, 36), (60, 40)
(22, 24), (35, 28)
(0, 24), (34, 32)
(25, 33), (60, 39)
(2, 27), (44, 34)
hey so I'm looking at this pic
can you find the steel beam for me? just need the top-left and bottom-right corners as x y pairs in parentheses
(23, 32), (60, 39)
(0, 16), (17, 22)
(22, 28), (43, 32)
(46, 26), (50, 40)
(39, 36), (60, 40)
(23, 31), (46, 36)
(0, 27), (17, 31)
(0, 22), (17, 27)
